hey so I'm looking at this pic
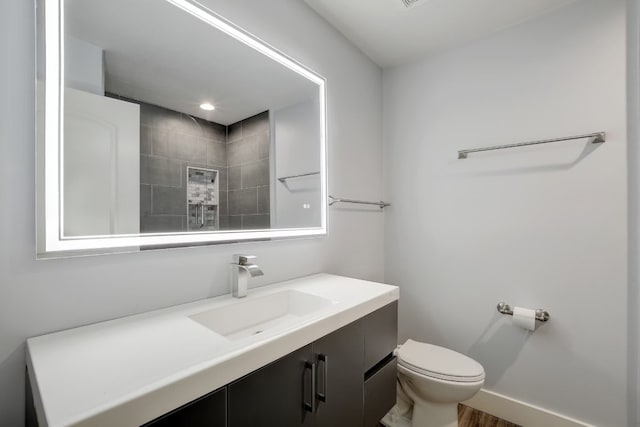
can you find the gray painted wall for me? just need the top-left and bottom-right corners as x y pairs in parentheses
(273, 100), (322, 228)
(0, 0), (384, 425)
(626, 0), (639, 425)
(383, 1), (629, 425)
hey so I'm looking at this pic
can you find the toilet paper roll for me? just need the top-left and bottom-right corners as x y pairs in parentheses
(512, 306), (536, 331)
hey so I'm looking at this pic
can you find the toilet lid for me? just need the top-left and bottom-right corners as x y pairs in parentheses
(397, 339), (485, 383)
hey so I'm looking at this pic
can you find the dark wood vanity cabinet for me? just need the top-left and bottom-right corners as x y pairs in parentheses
(143, 301), (398, 427)
(313, 319), (365, 427)
(363, 301), (399, 427)
(228, 303), (397, 427)
(143, 388), (227, 427)
(228, 319), (366, 427)
(365, 302), (398, 372)
(228, 320), (364, 427)
(228, 345), (314, 427)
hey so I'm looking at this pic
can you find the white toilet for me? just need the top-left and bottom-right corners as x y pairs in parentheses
(389, 339), (485, 427)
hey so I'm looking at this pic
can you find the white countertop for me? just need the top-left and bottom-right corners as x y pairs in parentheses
(27, 274), (399, 427)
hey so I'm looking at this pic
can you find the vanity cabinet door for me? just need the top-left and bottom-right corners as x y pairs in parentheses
(313, 319), (364, 427)
(228, 344), (314, 427)
(142, 387), (226, 427)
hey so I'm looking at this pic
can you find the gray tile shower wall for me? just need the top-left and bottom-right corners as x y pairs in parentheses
(225, 111), (270, 230)
(107, 93), (270, 232)
(107, 93), (227, 233)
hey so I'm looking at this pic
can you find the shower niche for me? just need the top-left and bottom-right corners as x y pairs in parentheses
(187, 167), (219, 231)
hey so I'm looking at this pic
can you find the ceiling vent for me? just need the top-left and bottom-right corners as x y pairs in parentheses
(399, 0), (428, 9)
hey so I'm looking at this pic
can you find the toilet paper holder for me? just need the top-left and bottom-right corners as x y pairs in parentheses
(497, 302), (550, 322)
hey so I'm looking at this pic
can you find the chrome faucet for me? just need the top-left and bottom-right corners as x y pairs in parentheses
(230, 255), (263, 298)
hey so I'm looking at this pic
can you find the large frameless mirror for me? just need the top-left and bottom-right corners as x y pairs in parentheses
(36, 0), (327, 257)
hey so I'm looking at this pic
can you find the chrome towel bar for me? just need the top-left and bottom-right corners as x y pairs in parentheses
(328, 195), (390, 209)
(458, 131), (605, 159)
(497, 302), (550, 322)
(277, 172), (320, 183)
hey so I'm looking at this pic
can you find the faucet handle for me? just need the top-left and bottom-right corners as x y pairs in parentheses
(233, 254), (257, 265)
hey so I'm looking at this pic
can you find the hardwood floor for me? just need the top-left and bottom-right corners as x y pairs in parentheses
(458, 404), (521, 427)
(378, 404), (520, 427)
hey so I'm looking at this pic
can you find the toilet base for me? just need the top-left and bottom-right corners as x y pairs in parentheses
(411, 400), (458, 427)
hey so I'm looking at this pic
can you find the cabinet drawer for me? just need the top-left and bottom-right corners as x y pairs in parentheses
(364, 301), (398, 372)
(363, 357), (397, 427)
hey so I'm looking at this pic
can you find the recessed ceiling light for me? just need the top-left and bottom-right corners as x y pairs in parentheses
(200, 103), (215, 111)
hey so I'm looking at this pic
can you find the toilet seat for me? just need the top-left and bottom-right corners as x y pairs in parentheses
(397, 339), (485, 383)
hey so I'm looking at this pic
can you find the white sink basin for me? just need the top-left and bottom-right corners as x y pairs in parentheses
(189, 290), (334, 340)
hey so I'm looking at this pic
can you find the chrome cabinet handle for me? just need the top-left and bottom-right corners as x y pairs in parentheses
(317, 354), (328, 403)
(201, 204), (205, 227)
(304, 361), (316, 413)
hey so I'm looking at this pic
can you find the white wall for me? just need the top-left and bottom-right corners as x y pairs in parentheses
(383, 1), (628, 426)
(64, 36), (104, 95)
(627, 0), (640, 425)
(273, 100), (321, 228)
(0, 0), (383, 425)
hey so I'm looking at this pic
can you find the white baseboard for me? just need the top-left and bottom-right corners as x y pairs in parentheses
(463, 389), (594, 427)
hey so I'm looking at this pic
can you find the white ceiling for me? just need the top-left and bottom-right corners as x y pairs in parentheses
(304, 0), (579, 68)
(66, 0), (318, 124)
